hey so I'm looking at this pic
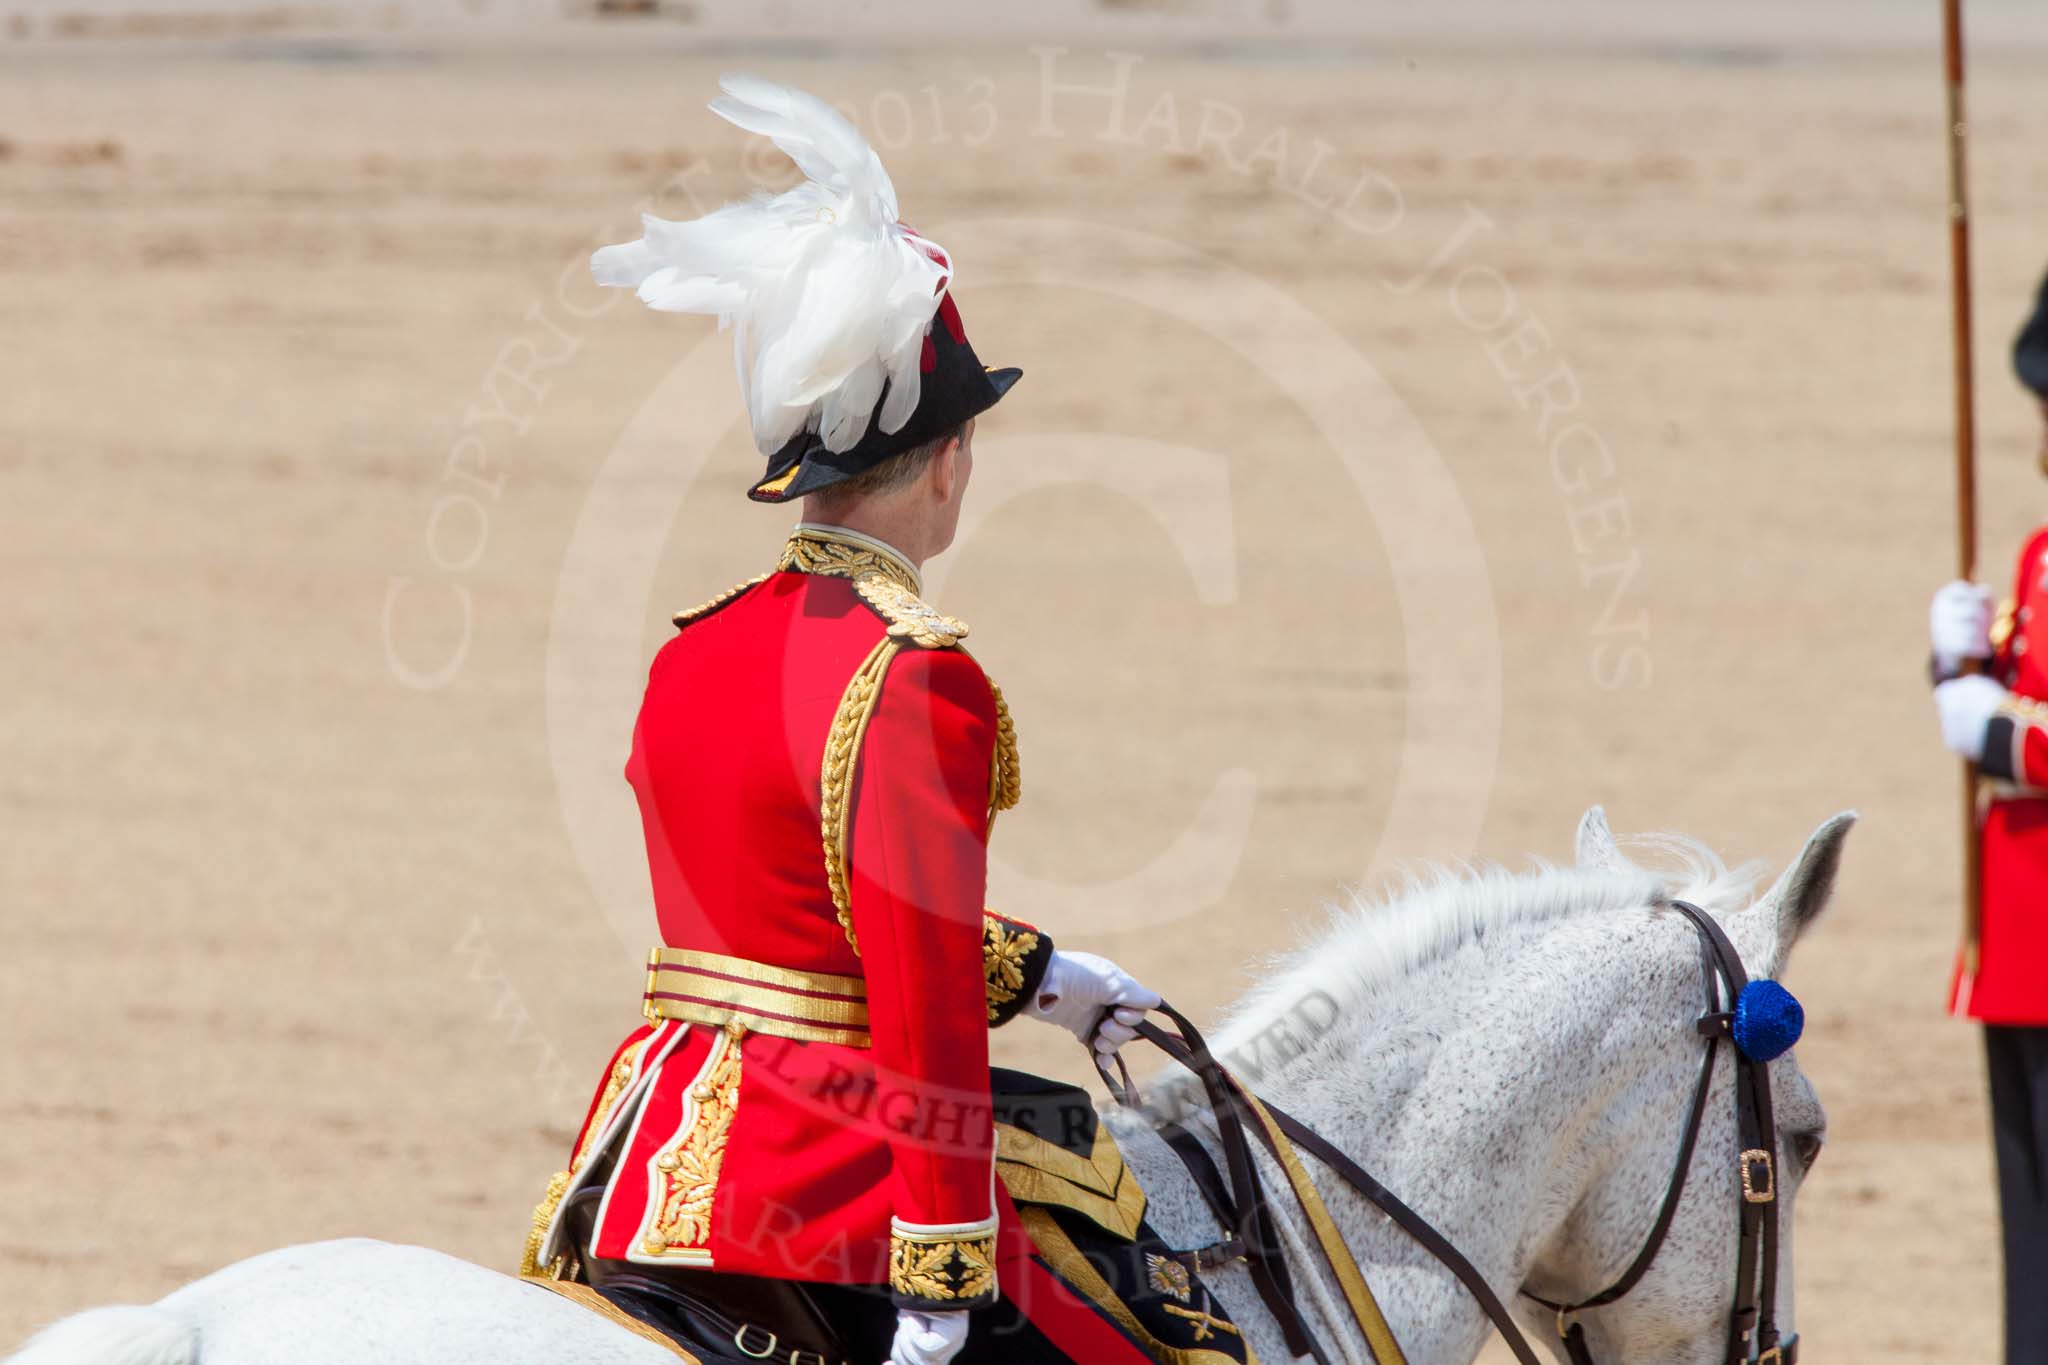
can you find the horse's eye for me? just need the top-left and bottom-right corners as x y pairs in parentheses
(1790, 1130), (1824, 1172)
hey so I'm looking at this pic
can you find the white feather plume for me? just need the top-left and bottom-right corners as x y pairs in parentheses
(591, 75), (951, 455)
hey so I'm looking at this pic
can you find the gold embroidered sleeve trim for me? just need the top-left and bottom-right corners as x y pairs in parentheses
(888, 1221), (999, 1308)
(983, 914), (1040, 1024)
(821, 638), (901, 954)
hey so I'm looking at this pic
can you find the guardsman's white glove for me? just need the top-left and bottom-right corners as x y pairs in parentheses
(1025, 949), (1162, 1059)
(1931, 580), (1994, 674)
(887, 1308), (969, 1365)
(1936, 675), (2008, 761)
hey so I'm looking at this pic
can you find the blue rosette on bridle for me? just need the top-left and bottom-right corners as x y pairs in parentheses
(1730, 979), (1804, 1062)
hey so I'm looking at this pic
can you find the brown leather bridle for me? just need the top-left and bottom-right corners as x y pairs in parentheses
(1109, 899), (1799, 1365)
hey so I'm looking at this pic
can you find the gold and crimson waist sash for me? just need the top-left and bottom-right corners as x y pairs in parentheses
(642, 946), (870, 1047)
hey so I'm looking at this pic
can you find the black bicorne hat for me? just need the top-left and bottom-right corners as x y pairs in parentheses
(2017, 270), (2048, 401)
(748, 292), (1021, 504)
(589, 76), (1022, 499)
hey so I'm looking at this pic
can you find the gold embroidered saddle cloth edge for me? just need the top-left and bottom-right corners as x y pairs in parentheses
(642, 947), (870, 1047)
(993, 1104), (1147, 1241)
(519, 1278), (704, 1362)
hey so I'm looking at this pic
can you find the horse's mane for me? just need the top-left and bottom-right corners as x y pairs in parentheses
(1211, 834), (1763, 1057)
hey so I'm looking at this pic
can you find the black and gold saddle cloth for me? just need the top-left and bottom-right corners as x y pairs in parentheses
(524, 1070), (1249, 1365)
(991, 1069), (1253, 1364)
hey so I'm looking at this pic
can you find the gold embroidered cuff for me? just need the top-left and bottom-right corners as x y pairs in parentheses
(888, 1219), (999, 1310)
(983, 912), (1053, 1027)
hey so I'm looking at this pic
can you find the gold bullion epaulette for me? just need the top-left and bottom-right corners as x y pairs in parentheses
(672, 572), (772, 630)
(853, 575), (969, 649)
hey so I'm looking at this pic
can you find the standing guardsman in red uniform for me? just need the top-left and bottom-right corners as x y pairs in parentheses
(514, 79), (1204, 1365)
(1930, 270), (2048, 1365)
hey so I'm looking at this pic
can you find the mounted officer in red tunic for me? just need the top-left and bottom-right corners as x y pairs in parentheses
(1928, 268), (2048, 1365)
(515, 78), (1234, 1365)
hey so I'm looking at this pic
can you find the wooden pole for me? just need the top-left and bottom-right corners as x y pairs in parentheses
(1942, 0), (1983, 990)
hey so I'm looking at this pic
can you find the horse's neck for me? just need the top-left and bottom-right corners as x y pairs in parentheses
(1119, 919), (1661, 1364)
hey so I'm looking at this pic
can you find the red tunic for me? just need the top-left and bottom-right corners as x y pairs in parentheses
(530, 529), (1053, 1314)
(1953, 524), (2048, 1024)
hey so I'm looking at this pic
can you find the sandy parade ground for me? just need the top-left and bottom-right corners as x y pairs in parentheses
(6, 1), (2048, 1359)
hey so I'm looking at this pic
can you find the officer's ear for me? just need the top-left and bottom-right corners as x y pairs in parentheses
(927, 422), (971, 505)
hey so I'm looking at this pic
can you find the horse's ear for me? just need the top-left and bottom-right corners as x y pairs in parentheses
(1575, 805), (1628, 872)
(1760, 811), (1857, 967)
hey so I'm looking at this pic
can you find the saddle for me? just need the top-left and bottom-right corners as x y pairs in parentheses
(539, 1171), (886, 1365)
(523, 1068), (1251, 1365)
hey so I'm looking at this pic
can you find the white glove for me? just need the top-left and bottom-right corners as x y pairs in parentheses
(887, 1309), (969, 1365)
(1024, 949), (1162, 1059)
(1935, 674), (2007, 760)
(1931, 580), (1994, 673)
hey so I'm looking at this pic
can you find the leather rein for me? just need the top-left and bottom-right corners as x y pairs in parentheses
(1098, 900), (1797, 1365)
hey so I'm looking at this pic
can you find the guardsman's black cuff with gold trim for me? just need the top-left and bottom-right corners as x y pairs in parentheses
(983, 911), (1054, 1027)
(888, 1219), (999, 1311)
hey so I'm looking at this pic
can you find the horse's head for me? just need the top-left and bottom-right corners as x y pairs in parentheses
(1519, 808), (1851, 1365)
